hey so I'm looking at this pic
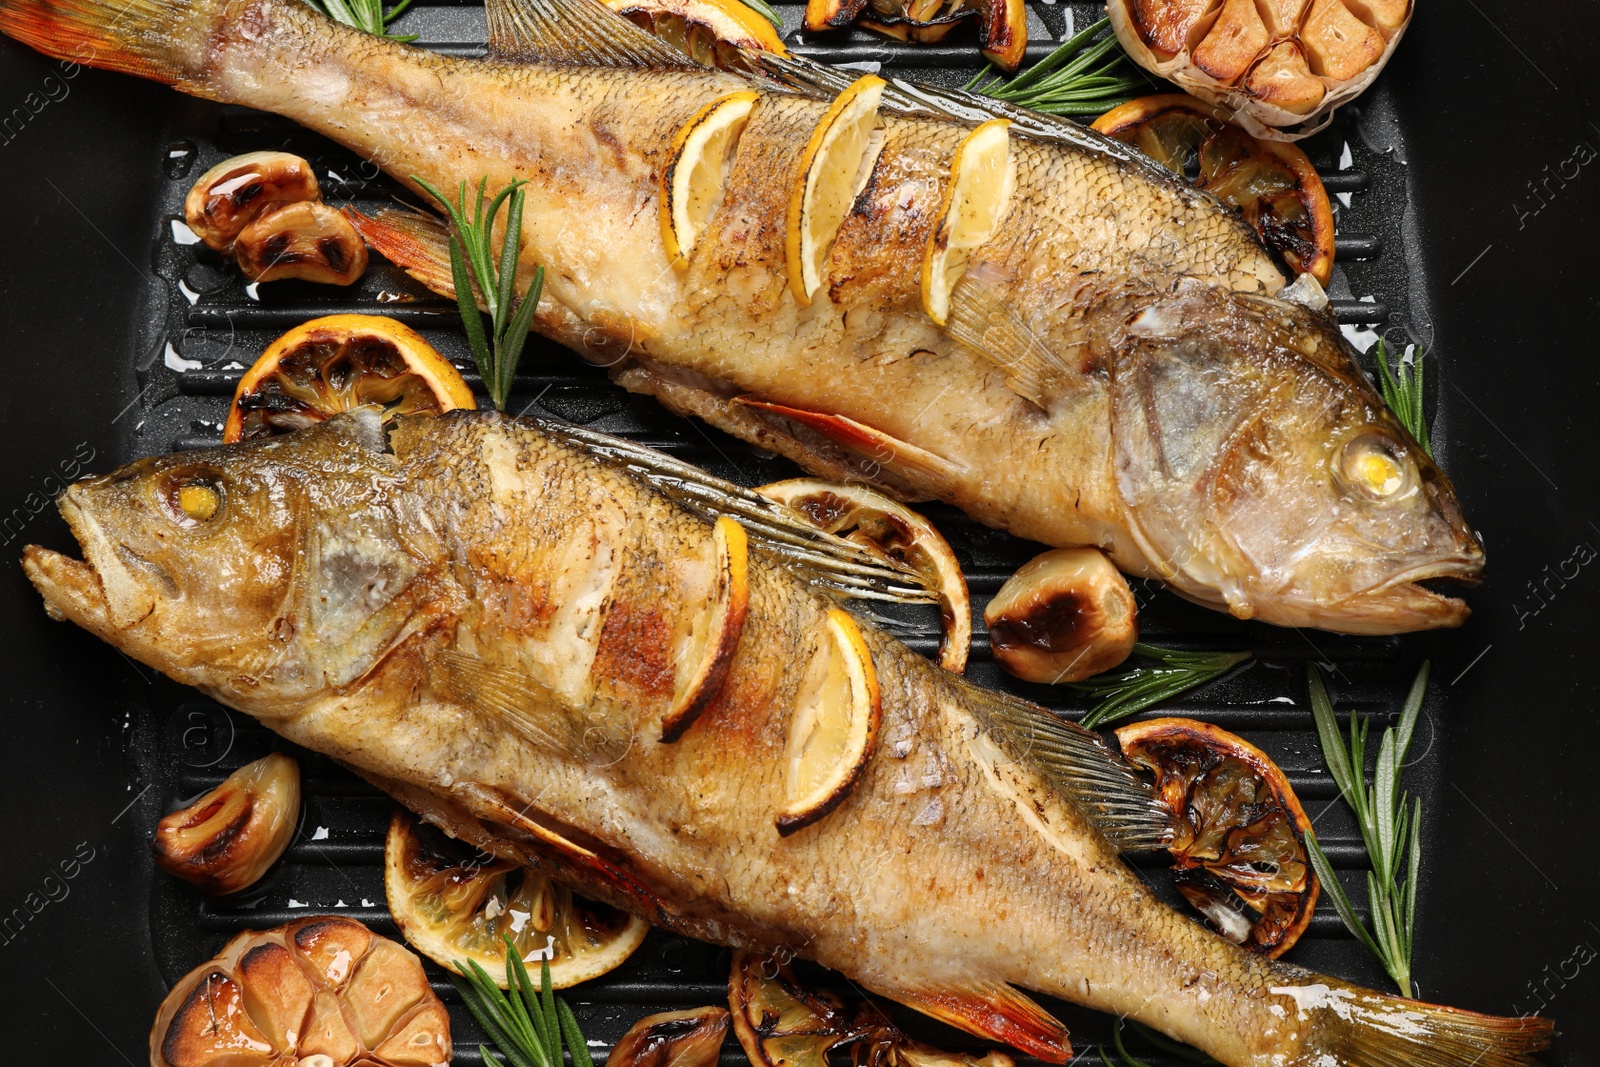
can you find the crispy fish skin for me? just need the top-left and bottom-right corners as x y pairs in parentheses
(0, 0), (1482, 634)
(22, 411), (1550, 1067)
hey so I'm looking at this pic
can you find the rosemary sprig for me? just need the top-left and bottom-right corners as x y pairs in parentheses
(965, 18), (1146, 118)
(1304, 663), (1426, 997)
(304, 0), (417, 41)
(413, 176), (546, 412)
(737, 0), (782, 29)
(451, 937), (598, 1067)
(1373, 338), (1431, 457)
(1099, 1019), (1219, 1067)
(1073, 643), (1252, 729)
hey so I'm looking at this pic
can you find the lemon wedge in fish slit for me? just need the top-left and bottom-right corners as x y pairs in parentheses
(776, 608), (882, 834)
(661, 515), (750, 742)
(786, 74), (887, 306)
(662, 91), (760, 269)
(921, 118), (1015, 327)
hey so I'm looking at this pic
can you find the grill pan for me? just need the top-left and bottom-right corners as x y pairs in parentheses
(1, 1), (1596, 1061)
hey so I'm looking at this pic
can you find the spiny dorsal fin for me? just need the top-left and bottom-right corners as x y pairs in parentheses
(531, 417), (938, 607)
(945, 271), (1086, 408)
(962, 681), (1171, 852)
(485, 0), (698, 68)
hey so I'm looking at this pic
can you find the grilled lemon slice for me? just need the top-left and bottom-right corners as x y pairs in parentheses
(921, 118), (1014, 327)
(786, 75), (886, 306)
(755, 478), (970, 674)
(1093, 95), (1335, 285)
(1116, 718), (1319, 958)
(661, 91), (760, 270)
(662, 515), (750, 741)
(223, 315), (474, 443)
(776, 608), (881, 834)
(384, 809), (648, 988)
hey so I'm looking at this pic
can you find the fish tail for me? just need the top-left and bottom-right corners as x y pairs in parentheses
(0, 0), (214, 85)
(1280, 979), (1553, 1067)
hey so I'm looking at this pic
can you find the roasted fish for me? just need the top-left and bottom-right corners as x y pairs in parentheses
(23, 411), (1549, 1067)
(0, 0), (1482, 634)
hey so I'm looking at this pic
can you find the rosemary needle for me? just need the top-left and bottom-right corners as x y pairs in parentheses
(453, 938), (595, 1067)
(967, 18), (1147, 118)
(413, 175), (546, 413)
(1073, 644), (1252, 729)
(1304, 663), (1426, 997)
(1373, 338), (1431, 457)
(304, 0), (417, 41)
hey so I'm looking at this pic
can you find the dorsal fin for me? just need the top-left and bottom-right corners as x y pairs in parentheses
(484, 0), (698, 68)
(962, 681), (1171, 852)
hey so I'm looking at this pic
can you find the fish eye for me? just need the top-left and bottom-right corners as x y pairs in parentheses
(164, 471), (225, 526)
(1337, 433), (1413, 500)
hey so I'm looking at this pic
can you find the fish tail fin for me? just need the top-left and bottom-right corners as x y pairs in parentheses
(1279, 979), (1553, 1067)
(346, 207), (458, 299)
(0, 0), (212, 85)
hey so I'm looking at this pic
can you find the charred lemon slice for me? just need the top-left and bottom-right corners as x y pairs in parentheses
(1116, 718), (1319, 957)
(776, 609), (881, 834)
(786, 75), (887, 307)
(755, 478), (970, 674)
(662, 516), (750, 742)
(730, 951), (1016, 1067)
(223, 315), (474, 443)
(383, 809), (648, 988)
(661, 91), (760, 270)
(1092, 95), (1335, 286)
(922, 119), (1015, 327)
(608, 0), (787, 66)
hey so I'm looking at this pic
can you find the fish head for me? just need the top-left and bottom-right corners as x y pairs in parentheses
(1106, 283), (1482, 634)
(22, 409), (428, 708)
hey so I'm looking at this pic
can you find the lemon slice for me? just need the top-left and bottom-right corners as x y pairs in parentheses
(662, 516), (750, 741)
(786, 75), (887, 306)
(384, 809), (648, 988)
(661, 91), (760, 269)
(223, 315), (475, 443)
(921, 119), (1015, 327)
(776, 608), (882, 834)
(755, 478), (970, 674)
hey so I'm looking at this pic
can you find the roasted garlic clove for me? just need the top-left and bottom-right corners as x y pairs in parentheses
(184, 151), (321, 252)
(1107, 0), (1411, 138)
(607, 1007), (730, 1067)
(984, 548), (1138, 684)
(153, 752), (300, 894)
(234, 202), (369, 286)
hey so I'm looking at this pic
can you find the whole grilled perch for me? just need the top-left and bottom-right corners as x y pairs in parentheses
(0, 0), (1482, 634)
(23, 411), (1549, 1067)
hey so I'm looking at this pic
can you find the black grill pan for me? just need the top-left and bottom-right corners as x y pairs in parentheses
(1, 1), (1596, 1061)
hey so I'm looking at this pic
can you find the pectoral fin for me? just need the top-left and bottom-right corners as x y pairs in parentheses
(873, 978), (1071, 1063)
(733, 398), (970, 497)
(945, 273), (1088, 408)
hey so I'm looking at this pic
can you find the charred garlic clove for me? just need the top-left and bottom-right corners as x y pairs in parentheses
(606, 1007), (730, 1067)
(234, 202), (369, 286)
(152, 752), (300, 894)
(184, 151), (321, 252)
(984, 548), (1138, 684)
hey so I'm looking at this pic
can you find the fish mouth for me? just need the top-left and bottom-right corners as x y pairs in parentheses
(21, 488), (143, 636)
(1319, 558), (1483, 635)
